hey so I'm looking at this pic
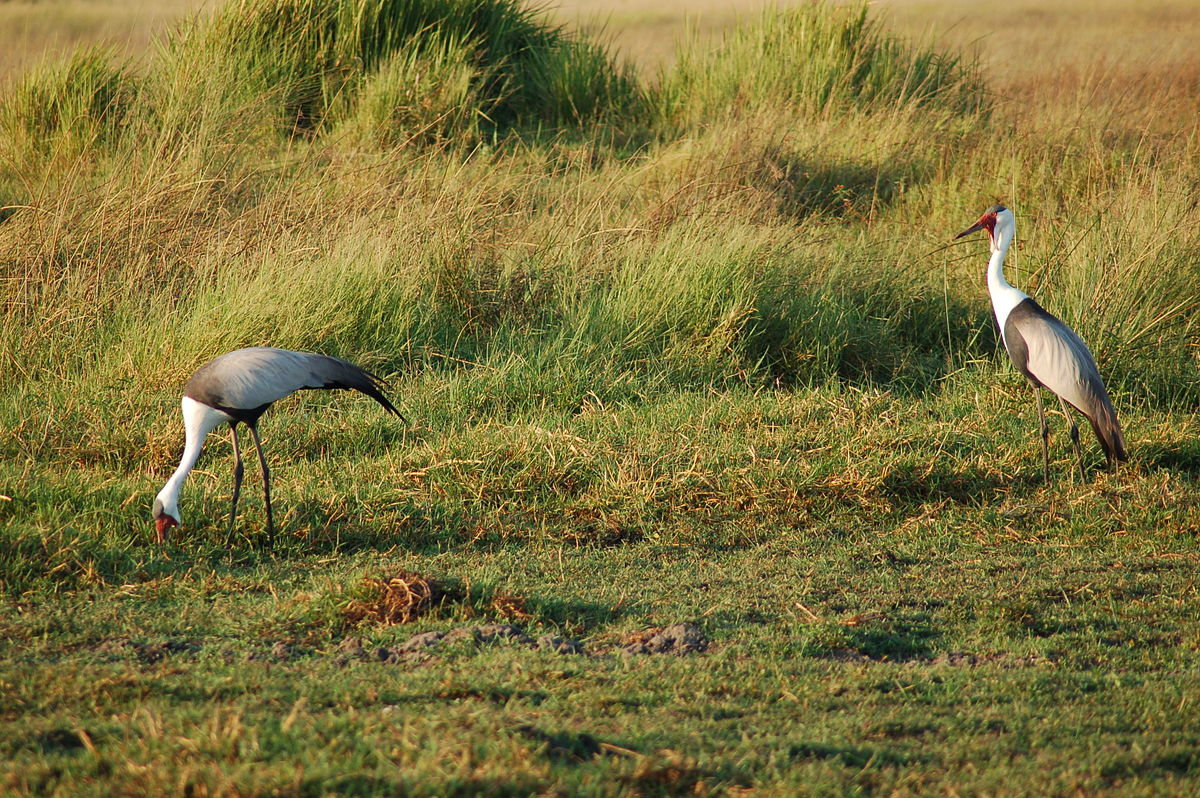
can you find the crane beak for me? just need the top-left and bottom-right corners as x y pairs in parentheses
(954, 221), (985, 240)
(155, 513), (179, 543)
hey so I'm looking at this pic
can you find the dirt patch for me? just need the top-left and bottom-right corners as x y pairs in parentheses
(246, 640), (309, 662)
(925, 651), (1040, 668)
(95, 638), (198, 664)
(818, 648), (875, 664)
(334, 622), (709, 665)
(333, 623), (586, 666)
(816, 649), (1041, 667)
(537, 634), (585, 655)
(621, 623), (708, 656)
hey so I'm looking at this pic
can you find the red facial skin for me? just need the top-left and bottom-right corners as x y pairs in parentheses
(155, 513), (179, 543)
(954, 211), (999, 246)
(979, 212), (998, 247)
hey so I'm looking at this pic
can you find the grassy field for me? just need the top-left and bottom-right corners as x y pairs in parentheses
(2, 0), (1199, 794)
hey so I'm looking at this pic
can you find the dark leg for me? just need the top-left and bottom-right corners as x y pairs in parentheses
(1059, 396), (1086, 482)
(224, 423), (244, 547)
(1034, 385), (1050, 483)
(248, 422), (274, 549)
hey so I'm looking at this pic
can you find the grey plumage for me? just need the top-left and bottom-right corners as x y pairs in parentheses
(1002, 299), (1127, 465)
(185, 347), (400, 422)
(154, 347), (402, 547)
(955, 204), (1127, 481)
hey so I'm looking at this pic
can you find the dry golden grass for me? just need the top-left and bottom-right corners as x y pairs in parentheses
(877, 0), (1200, 136)
(342, 570), (452, 626)
(877, 0), (1200, 79)
(552, 0), (1200, 135)
(8, 0), (1198, 112)
(553, 0), (761, 69)
(0, 0), (202, 81)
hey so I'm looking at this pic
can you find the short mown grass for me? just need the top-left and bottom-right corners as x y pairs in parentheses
(2, 0), (1200, 794)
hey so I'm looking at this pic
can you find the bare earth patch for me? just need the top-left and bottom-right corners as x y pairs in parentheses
(620, 623), (709, 656)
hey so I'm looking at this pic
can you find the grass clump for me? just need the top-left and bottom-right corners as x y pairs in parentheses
(657, 1), (984, 129)
(154, 0), (640, 142)
(342, 570), (456, 625)
(333, 30), (486, 147)
(0, 46), (132, 177)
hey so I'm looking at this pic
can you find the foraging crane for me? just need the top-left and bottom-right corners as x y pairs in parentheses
(955, 205), (1127, 481)
(152, 347), (402, 547)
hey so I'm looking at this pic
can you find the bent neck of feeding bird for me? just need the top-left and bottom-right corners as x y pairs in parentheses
(153, 396), (230, 539)
(984, 211), (1027, 335)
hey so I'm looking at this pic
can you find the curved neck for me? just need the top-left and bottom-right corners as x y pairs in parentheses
(986, 225), (1027, 334)
(155, 397), (229, 519)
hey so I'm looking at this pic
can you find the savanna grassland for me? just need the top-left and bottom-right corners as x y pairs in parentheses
(2, 0), (1200, 794)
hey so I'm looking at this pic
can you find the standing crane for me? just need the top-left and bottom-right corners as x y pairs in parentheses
(955, 205), (1127, 481)
(152, 347), (402, 547)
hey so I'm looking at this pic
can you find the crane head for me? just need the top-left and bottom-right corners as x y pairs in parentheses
(152, 497), (180, 543)
(955, 204), (1011, 250)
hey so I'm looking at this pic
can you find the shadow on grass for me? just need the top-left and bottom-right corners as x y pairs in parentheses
(750, 279), (997, 397)
(209, 497), (464, 559)
(28, 728), (94, 755)
(757, 150), (908, 221)
(809, 612), (940, 662)
(300, 775), (549, 798)
(0, 522), (183, 598)
(449, 578), (619, 630)
(1100, 748), (1200, 783)
(844, 622), (938, 661)
(522, 594), (620, 630)
(879, 462), (1017, 506)
(787, 741), (918, 768)
(1139, 439), (1200, 475)
(0, 498), (459, 594)
(515, 725), (608, 763)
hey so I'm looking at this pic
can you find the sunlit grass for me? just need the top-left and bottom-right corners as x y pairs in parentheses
(2, 0), (1200, 794)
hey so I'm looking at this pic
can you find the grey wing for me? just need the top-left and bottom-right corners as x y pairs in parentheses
(1010, 309), (1111, 417)
(187, 347), (400, 415)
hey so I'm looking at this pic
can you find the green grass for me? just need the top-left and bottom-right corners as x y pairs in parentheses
(657, 2), (982, 129)
(2, 0), (1200, 793)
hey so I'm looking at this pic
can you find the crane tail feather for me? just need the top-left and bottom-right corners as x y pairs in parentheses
(1084, 398), (1127, 465)
(320, 357), (406, 422)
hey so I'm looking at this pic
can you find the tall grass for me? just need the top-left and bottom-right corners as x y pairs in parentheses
(656, 2), (983, 130)
(2, 0), (1198, 482)
(150, 0), (640, 142)
(0, 46), (133, 180)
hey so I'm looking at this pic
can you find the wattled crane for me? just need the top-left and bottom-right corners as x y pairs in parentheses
(955, 205), (1126, 481)
(152, 347), (402, 546)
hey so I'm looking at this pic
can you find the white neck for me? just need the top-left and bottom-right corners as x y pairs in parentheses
(154, 397), (230, 522)
(986, 222), (1027, 338)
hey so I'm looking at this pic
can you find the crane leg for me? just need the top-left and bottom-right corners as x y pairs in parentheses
(1058, 396), (1086, 483)
(248, 422), (274, 549)
(1034, 386), (1050, 483)
(224, 423), (244, 547)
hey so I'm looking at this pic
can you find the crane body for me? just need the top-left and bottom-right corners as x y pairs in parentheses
(152, 347), (401, 546)
(956, 205), (1126, 480)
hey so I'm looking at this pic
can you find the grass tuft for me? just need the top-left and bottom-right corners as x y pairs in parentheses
(656, 1), (984, 130)
(341, 569), (456, 626)
(0, 46), (133, 183)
